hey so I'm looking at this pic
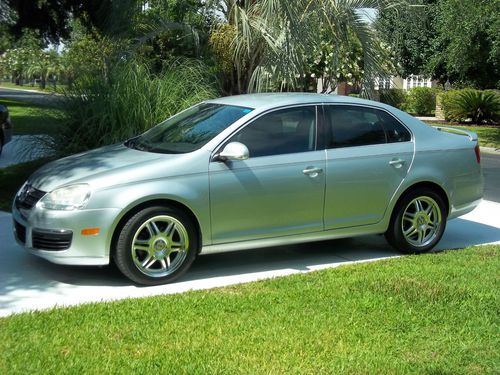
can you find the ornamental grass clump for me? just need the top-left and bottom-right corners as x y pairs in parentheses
(54, 59), (218, 156)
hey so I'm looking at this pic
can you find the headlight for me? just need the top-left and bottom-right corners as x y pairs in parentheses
(38, 184), (91, 211)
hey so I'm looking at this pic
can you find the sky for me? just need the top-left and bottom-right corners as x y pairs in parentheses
(358, 8), (378, 23)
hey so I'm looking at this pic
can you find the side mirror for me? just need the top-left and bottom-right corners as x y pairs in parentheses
(217, 142), (249, 161)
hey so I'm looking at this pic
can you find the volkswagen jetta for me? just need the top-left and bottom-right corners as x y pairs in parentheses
(13, 94), (483, 285)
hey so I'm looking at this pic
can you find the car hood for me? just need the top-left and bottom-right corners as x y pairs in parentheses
(28, 143), (172, 192)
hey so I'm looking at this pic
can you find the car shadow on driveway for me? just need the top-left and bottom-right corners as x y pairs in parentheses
(1, 210), (499, 316)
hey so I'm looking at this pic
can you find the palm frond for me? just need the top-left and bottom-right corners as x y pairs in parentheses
(230, 0), (410, 94)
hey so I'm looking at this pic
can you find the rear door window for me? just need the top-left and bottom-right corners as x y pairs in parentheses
(324, 105), (411, 148)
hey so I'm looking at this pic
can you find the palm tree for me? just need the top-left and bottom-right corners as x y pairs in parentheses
(27, 49), (61, 89)
(223, 0), (405, 96)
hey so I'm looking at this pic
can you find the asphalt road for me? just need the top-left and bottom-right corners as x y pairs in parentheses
(0, 87), (60, 106)
(482, 150), (500, 203)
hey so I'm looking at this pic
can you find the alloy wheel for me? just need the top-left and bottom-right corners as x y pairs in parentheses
(401, 196), (442, 248)
(131, 215), (189, 278)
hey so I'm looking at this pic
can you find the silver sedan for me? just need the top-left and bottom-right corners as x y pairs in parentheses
(13, 93), (483, 285)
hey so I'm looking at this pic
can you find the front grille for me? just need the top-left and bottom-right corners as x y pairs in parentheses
(15, 185), (46, 211)
(32, 229), (73, 251)
(14, 220), (26, 244)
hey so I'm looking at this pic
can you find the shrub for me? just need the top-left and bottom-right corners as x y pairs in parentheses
(379, 89), (406, 109)
(54, 59), (219, 155)
(444, 89), (500, 124)
(438, 89), (461, 121)
(404, 87), (436, 116)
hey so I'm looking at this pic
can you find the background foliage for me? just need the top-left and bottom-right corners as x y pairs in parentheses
(439, 89), (500, 124)
(377, 0), (499, 89)
(403, 87), (436, 116)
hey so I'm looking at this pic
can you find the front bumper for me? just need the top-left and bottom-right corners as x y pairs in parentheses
(12, 204), (121, 266)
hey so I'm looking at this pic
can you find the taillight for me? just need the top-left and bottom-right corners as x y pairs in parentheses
(474, 144), (481, 163)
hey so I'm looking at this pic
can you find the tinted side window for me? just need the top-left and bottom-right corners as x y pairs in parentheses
(325, 105), (411, 148)
(325, 106), (386, 148)
(377, 110), (411, 143)
(231, 106), (316, 157)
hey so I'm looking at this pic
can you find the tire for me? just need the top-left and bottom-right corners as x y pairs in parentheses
(385, 188), (447, 254)
(114, 205), (198, 285)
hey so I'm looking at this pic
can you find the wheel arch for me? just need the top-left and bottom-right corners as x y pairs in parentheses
(392, 181), (450, 220)
(109, 198), (203, 260)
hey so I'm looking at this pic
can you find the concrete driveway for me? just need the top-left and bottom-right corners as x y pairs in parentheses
(1, 200), (499, 317)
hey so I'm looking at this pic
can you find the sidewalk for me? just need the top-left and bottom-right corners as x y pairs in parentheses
(415, 116), (440, 122)
(480, 146), (500, 154)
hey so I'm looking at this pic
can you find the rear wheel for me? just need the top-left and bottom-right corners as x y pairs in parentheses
(385, 188), (447, 254)
(114, 206), (198, 285)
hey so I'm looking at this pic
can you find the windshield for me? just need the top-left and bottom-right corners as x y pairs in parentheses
(127, 103), (253, 154)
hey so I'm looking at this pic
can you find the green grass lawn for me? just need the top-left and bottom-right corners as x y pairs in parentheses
(0, 245), (498, 374)
(424, 121), (500, 149)
(0, 98), (64, 135)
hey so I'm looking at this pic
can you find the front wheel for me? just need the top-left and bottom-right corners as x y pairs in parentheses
(385, 189), (447, 254)
(114, 206), (198, 285)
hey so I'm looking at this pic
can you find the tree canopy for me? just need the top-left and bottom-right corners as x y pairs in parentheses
(377, 0), (499, 88)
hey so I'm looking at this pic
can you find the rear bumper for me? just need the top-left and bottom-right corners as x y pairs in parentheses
(448, 165), (484, 220)
(448, 198), (482, 220)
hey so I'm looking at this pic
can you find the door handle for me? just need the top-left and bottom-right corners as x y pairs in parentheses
(389, 158), (406, 168)
(303, 167), (323, 177)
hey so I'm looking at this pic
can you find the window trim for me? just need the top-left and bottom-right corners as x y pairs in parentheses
(321, 103), (414, 150)
(211, 104), (321, 160)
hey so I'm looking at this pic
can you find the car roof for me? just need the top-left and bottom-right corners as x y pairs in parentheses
(205, 93), (380, 110)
